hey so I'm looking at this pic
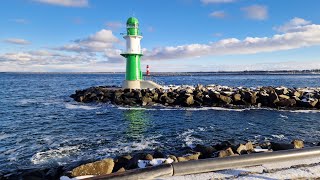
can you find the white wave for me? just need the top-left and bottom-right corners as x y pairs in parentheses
(65, 103), (99, 110)
(287, 110), (320, 113)
(271, 134), (287, 140)
(198, 127), (205, 131)
(60, 175), (95, 180)
(0, 133), (11, 140)
(98, 136), (160, 155)
(117, 107), (148, 110)
(179, 129), (202, 148)
(248, 122), (255, 126)
(31, 145), (80, 165)
(118, 104), (320, 113)
(279, 114), (289, 119)
(17, 99), (37, 105)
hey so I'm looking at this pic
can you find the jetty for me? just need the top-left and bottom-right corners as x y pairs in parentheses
(70, 84), (320, 110)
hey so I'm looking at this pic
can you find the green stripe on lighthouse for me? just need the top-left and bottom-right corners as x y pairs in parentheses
(125, 54), (142, 80)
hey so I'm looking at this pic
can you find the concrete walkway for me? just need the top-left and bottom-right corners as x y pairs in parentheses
(161, 157), (320, 180)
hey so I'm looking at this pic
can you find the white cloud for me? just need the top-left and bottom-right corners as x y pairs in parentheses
(33, 0), (89, 7)
(10, 19), (29, 24)
(143, 18), (320, 61)
(58, 29), (119, 52)
(104, 49), (124, 63)
(106, 21), (124, 29)
(274, 17), (311, 33)
(201, 0), (236, 4)
(210, 11), (227, 18)
(242, 5), (268, 20)
(0, 50), (97, 65)
(4, 38), (31, 45)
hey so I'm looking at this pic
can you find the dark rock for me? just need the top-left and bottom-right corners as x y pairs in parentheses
(270, 142), (294, 151)
(45, 166), (64, 180)
(194, 144), (216, 159)
(214, 140), (235, 151)
(298, 98), (319, 108)
(126, 154), (145, 170)
(20, 169), (47, 180)
(113, 155), (132, 173)
(277, 98), (296, 107)
(275, 87), (289, 95)
(268, 91), (279, 105)
(153, 150), (165, 158)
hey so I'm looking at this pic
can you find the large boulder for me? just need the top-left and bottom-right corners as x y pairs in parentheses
(194, 144), (216, 159)
(184, 96), (194, 106)
(219, 95), (232, 104)
(113, 155), (131, 173)
(292, 139), (304, 149)
(177, 152), (201, 162)
(268, 91), (279, 105)
(277, 98), (296, 107)
(275, 87), (289, 95)
(298, 98), (319, 108)
(71, 158), (114, 176)
(142, 96), (153, 106)
(168, 155), (178, 162)
(218, 147), (234, 158)
(233, 94), (242, 102)
(270, 142), (294, 151)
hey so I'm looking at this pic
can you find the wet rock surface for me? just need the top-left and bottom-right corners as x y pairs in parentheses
(70, 85), (320, 110)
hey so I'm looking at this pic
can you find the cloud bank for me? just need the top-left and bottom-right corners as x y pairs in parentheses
(143, 17), (320, 61)
(1, 17), (320, 72)
(33, 0), (89, 7)
(4, 38), (31, 45)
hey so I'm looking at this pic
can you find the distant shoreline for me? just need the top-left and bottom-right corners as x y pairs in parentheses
(1, 69), (320, 75)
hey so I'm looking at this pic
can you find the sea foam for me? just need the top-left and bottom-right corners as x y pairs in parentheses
(65, 103), (99, 110)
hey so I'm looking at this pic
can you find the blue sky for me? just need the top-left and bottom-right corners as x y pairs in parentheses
(1, 0), (320, 72)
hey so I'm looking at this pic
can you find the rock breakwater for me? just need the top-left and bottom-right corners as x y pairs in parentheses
(70, 85), (320, 109)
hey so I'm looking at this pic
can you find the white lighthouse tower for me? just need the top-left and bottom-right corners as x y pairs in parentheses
(121, 17), (162, 89)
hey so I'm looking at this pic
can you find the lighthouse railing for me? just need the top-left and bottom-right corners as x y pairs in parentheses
(143, 75), (166, 86)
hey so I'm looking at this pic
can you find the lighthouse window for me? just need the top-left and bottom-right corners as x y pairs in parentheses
(127, 25), (138, 28)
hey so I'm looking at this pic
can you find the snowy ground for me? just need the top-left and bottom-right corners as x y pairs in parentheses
(161, 156), (320, 180)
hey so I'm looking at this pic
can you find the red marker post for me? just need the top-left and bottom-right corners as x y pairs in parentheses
(146, 65), (150, 76)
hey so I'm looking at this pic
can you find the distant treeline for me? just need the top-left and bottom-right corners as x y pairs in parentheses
(148, 69), (320, 76)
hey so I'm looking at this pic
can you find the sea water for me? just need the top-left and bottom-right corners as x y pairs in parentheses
(1, 73), (320, 172)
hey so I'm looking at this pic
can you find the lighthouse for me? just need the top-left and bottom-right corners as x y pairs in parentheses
(121, 17), (162, 89)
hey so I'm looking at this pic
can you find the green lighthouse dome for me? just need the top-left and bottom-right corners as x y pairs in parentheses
(126, 17), (140, 36)
(126, 17), (139, 25)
